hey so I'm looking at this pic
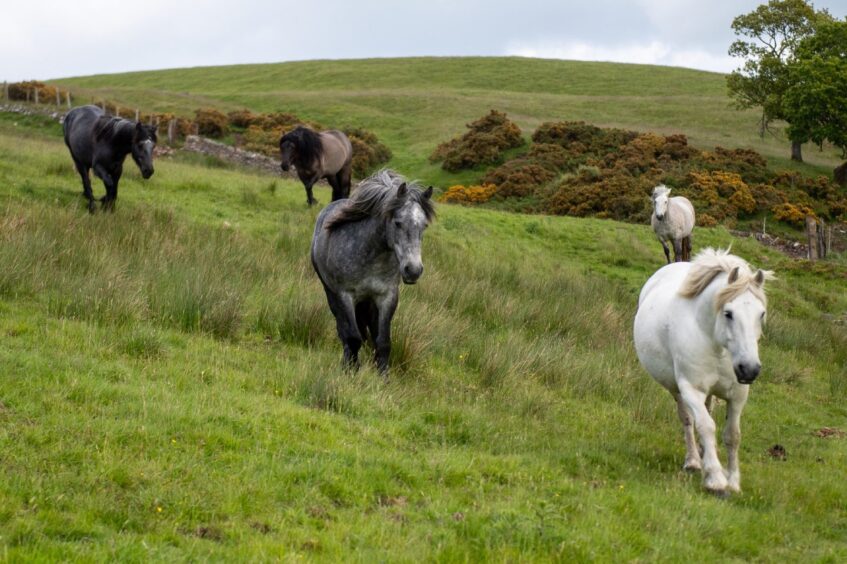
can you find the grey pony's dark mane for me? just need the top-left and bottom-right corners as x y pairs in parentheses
(325, 169), (435, 231)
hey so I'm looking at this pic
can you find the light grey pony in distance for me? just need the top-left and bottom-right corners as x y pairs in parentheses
(311, 169), (435, 374)
(651, 184), (695, 263)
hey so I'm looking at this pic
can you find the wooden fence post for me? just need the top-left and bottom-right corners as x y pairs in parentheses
(33, 87), (38, 104)
(55, 88), (61, 106)
(135, 109), (140, 122)
(168, 119), (176, 145)
(825, 225), (833, 257)
(66, 91), (71, 108)
(2, 82), (7, 101)
(806, 216), (819, 261)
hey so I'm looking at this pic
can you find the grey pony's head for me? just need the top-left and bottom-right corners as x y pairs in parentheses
(324, 169), (435, 284)
(652, 184), (670, 221)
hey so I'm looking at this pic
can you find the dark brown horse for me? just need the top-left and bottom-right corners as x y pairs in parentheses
(279, 126), (353, 206)
(63, 105), (157, 213)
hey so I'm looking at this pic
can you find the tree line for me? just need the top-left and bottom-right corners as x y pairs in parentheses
(727, 0), (847, 185)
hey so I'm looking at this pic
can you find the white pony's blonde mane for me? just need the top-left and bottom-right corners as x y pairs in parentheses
(678, 248), (774, 310)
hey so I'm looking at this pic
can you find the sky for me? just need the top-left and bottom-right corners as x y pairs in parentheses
(2, 0), (846, 81)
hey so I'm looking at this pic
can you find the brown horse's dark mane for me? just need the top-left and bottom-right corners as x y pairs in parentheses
(280, 126), (323, 166)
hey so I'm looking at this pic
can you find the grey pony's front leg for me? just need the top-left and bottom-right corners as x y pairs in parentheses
(660, 240), (671, 264)
(672, 239), (683, 263)
(328, 291), (362, 370)
(373, 292), (399, 376)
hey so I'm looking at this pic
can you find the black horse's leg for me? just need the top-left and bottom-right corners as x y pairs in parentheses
(75, 161), (96, 213)
(661, 240), (671, 264)
(105, 176), (120, 213)
(306, 183), (317, 206)
(326, 174), (342, 202)
(373, 292), (399, 376)
(683, 235), (692, 261)
(325, 290), (362, 370)
(672, 239), (683, 263)
(338, 164), (352, 199)
(94, 163), (117, 212)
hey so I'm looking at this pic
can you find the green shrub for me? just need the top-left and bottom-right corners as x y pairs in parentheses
(7, 81), (66, 104)
(194, 108), (229, 138)
(430, 110), (524, 172)
(227, 109), (256, 128)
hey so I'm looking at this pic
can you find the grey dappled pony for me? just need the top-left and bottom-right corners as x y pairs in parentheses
(311, 170), (435, 374)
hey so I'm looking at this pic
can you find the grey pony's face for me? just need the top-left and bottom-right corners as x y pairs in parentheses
(653, 189), (670, 220)
(131, 123), (157, 179)
(386, 184), (433, 285)
(279, 140), (295, 171)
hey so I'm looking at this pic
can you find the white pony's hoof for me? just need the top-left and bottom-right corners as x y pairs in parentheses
(707, 487), (731, 499)
(704, 472), (728, 493)
(683, 460), (702, 472)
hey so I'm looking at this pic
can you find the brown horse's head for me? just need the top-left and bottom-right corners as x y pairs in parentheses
(279, 126), (321, 172)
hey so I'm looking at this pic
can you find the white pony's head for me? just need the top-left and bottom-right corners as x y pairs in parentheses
(680, 248), (774, 384)
(652, 185), (671, 221)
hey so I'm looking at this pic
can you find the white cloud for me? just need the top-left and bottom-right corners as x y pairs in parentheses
(505, 39), (741, 73)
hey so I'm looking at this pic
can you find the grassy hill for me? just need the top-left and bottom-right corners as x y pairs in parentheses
(54, 57), (844, 188)
(1, 91), (846, 560)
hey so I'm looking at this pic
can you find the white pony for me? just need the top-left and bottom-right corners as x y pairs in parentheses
(633, 248), (773, 495)
(651, 185), (695, 263)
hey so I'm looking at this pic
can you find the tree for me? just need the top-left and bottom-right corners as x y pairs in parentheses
(784, 20), (847, 185)
(726, 0), (832, 162)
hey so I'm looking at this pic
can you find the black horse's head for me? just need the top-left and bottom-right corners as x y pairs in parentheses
(131, 122), (157, 179)
(279, 126), (321, 172)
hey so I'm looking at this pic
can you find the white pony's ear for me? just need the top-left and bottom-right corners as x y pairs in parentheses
(728, 266), (740, 284)
(397, 182), (407, 198)
(753, 269), (774, 287)
(423, 186), (433, 199)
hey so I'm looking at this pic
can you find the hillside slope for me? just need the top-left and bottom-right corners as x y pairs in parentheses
(54, 57), (843, 187)
(0, 111), (845, 560)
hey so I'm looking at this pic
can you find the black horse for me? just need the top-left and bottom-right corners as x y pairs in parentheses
(279, 126), (353, 206)
(63, 105), (157, 212)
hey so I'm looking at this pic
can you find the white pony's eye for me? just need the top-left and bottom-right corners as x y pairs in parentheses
(724, 311), (733, 320)
(394, 220), (402, 228)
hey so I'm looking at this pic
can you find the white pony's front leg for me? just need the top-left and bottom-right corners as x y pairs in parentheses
(674, 393), (701, 471)
(678, 381), (728, 493)
(723, 386), (749, 493)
